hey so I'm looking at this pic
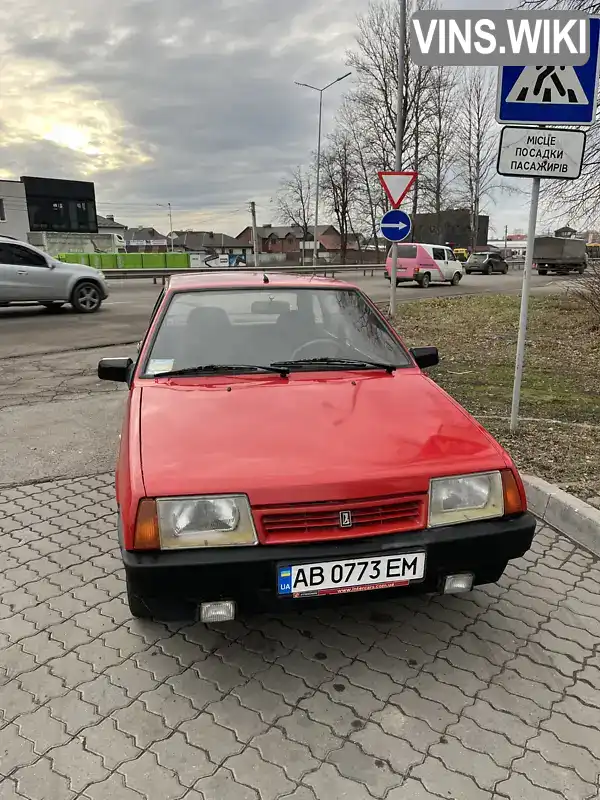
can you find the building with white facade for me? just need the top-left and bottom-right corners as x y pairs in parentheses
(0, 179), (29, 240)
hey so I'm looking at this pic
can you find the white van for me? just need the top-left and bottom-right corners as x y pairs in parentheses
(385, 243), (464, 288)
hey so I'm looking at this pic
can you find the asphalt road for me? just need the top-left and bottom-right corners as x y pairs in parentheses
(0, 270), (574, 487)
(0, 271), (573, 360)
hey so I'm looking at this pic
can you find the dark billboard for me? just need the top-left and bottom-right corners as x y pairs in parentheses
(412, 210), (489, 249)
(20, 176), (98, 234)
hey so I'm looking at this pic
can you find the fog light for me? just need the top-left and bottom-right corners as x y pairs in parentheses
(443, 574), (473, 594)
(200, 601), (236, 623)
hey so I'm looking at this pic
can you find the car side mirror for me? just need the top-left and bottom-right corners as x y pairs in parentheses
(410, 346), (439, 369)
(98, 357), (133, 382)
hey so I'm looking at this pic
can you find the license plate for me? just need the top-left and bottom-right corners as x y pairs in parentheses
(277, 552), (426, 598)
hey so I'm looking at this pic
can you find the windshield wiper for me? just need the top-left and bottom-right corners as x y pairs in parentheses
(271, 357), (396, 374)
(153, 364), (290, 378)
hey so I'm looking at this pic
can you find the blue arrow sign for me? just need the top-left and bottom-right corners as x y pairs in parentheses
(497, 17), (600, 126)
(380, 209), (411, 242)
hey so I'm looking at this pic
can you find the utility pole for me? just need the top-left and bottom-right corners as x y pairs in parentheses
(389, 0), (406, 318)
(157, 202), (175, 252)
(504, 224), (508, 251)
(250, 201), (260, 268)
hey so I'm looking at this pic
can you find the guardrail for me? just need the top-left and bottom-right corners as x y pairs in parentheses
(100, 261), (528, 286)
(101, 264), (381, 285)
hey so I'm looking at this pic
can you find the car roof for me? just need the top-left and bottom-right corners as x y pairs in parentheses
(392, 243), (451, 249)
(166, 271), (354, 291)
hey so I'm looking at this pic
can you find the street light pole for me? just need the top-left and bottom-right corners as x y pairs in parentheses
(295, 72), (351, 267)
(314, 90), (324, 268)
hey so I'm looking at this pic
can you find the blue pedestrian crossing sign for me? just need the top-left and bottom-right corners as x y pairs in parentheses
(497, 17), (600, 126)
(380, 209), (411, 242)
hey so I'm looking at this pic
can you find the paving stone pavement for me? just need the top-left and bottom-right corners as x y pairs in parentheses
(1, 474), (599, 800)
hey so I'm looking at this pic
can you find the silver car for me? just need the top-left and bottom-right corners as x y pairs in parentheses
(0, 236), (109, 313)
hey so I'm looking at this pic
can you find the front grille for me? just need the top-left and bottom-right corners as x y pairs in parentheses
(256, 494), (426, 544)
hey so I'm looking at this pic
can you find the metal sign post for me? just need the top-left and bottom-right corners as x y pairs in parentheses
(510, 177), (540, 432)
(377, 171), (417, 314)
(497, 18), (600, 431)
(390, 0), (407, 318)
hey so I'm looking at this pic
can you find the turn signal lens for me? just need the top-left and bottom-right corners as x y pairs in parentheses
(134, 499), (160, 550)
(501, 470), (524, 515)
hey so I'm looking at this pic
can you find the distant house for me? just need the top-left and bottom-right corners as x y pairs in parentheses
(97, 214), (127, 235)
(578, 229), (600, 243)
(316, 227), (361, 255)
(236, 223), (360, 259)
(172, 230), (248, 257)
(124, 226), (169, 252)
(237, 224), (303, 254)
(554, 225), (577, 238)
(0, 179), (29, 240)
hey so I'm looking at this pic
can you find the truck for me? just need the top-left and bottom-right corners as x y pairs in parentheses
(533, 236), (587, 276)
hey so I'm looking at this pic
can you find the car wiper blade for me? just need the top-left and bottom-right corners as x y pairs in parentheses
(271, 358), (396, 373)
(153, 364), (289, 377)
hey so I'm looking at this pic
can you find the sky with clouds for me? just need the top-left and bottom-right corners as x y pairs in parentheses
(0, 0), (553, 239)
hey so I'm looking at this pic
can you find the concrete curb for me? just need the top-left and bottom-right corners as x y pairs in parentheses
(523, 474), (600, 557)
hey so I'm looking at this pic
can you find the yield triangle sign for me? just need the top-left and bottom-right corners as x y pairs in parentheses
(378, 171), (417, 209)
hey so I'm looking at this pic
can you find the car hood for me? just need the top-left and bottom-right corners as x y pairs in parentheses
(138, 372), (509, 504)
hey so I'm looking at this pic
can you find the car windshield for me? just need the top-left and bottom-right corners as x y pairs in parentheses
(467, 253), (487, 263)
(142, 287), (411, 375)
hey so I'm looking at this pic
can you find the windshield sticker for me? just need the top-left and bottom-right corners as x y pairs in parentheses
(147, 359), (174, 375)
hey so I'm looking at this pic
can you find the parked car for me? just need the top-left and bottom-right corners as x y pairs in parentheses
(465, 252), (508, 275)
(99, 272), (535, 622)
(384, 243), (464, 287)
(0, 235), (109, 312)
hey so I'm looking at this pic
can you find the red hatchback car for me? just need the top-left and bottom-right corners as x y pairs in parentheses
(99, 272), (535, 622)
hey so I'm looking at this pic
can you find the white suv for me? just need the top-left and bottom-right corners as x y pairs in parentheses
(0, 236), (109, 313)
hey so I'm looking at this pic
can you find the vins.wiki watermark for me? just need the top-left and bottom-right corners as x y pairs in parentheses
(410, 11), (590, 66)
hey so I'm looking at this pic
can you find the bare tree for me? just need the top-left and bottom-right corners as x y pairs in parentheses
(419, 66), (459, 239)
(454, 69), (502, 249)
(337, 99), (385, 261)
(520, 0), (600, 8)
(346, 0), (433, 175)
(274, 166), (313, 264)
(320, 131), (357, 264)
(517, 0), (600, 227)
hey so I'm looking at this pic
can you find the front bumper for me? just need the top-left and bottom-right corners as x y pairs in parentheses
(122, 512), (536, 615)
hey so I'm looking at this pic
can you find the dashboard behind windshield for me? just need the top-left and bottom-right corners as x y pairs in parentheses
(142, 287), (411, 376)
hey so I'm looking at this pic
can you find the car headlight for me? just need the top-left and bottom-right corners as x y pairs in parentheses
(156, 495), (258, 549)
(428, 471), (504, 527)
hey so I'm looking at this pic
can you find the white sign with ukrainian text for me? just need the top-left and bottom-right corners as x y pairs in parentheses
(497, 125), (586, 179)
